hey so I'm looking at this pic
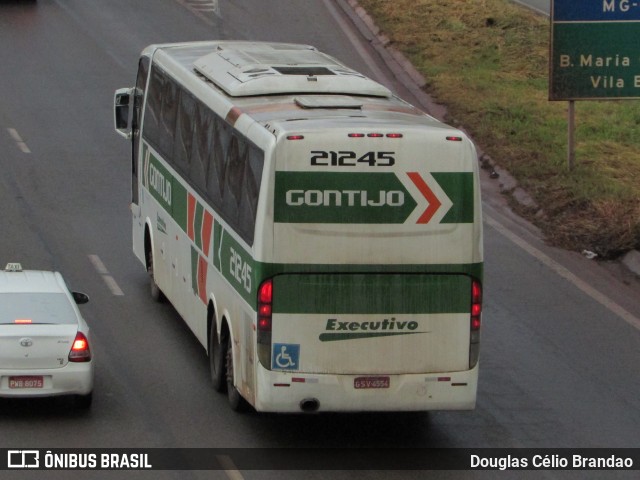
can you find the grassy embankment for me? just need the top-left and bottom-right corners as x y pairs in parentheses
(358, 0), (640, 258)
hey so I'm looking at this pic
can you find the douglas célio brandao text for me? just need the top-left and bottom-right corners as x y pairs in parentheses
(470, 453), (634, 470)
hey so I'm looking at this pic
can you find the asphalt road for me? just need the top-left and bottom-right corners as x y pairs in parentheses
(0, 1), (639, 479)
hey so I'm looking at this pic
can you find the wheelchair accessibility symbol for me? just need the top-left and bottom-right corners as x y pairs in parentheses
(272, 343), (300, 370)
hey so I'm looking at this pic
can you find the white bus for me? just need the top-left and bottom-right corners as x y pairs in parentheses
(114, 41), (483, 413)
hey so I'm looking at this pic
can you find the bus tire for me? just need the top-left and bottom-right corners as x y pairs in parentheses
(226, 339), (248, 412)
(146, 249), (164, 303)
(209, 321), (226, 393)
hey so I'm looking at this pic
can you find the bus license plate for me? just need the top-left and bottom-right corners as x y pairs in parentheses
(9, 376), (44, 389)
(354, 376), (390, 389)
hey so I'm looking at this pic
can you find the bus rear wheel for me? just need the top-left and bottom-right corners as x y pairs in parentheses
(209, 322), (226, 393)
(146, 249), (164, 302)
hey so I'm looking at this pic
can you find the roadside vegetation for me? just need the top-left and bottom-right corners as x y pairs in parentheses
(357, 0), (640, 258)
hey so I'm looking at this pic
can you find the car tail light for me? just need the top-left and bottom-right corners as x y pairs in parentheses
(257, 279), (273, 369)
(469, 279), (482, 368)
(69, 332), (92, 362)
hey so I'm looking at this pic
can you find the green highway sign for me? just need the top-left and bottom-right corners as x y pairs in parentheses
(550, 0), (640, 100)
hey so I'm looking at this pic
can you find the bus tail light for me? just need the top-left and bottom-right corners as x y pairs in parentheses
(469, 279), (482, 369)
(348, 133), (402, 138)
(68, 332), (92, 362)
(257, 279), (273, 369)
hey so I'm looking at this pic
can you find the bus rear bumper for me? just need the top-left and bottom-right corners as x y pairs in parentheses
(253, 364), (478, 413)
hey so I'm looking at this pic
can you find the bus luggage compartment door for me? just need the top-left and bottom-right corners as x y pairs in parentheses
(269, 273), (473, 375)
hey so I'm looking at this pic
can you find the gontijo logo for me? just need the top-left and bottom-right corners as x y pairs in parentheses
(274, 171), (473, 224)
(142, 145), (172, 209)
(285, 189), (405, 208)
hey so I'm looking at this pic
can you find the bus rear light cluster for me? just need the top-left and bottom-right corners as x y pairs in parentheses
(469, 279), (482, 369)
(257, 279), (273, 369)
(347, 133), (403, 138)
(471, 280), (482, 331)
(258, 279), (273, 332)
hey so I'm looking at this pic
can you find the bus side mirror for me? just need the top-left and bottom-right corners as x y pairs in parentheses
(114, 87), (134, 139)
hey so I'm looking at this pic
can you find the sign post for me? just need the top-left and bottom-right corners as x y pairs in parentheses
(549, 0), (640, 168)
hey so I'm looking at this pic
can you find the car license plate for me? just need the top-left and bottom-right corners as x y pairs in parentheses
(9, 376), (44, 389)
(354, 376), (390, 389)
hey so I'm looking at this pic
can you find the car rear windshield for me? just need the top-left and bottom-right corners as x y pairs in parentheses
(0, 293), (77, 325)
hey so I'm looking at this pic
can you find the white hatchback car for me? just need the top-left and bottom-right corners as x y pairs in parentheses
(0, 263), (94, 408)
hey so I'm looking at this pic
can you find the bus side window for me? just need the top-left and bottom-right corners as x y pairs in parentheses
(240, 145), (264, 236)
(143, 66), (164, 153)
(190, 102), (212, 194)
(158, 77), (178, 160)
(174, 89), (195, 176)
(133, 57), (149, 135)
(132, 56), (149, 205)
(207, 117), (230, 204)
(234, 142), (252, 240)
(225, 135), (246, 210)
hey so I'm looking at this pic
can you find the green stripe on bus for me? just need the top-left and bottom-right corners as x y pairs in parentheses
(274, 172), (416, 224)
(433, 172), (474, 224)
(172, 180), (188, 233)
(272, 273), (472, 314)
(146, 151), (173, 214)
(261, 262), (483, 278)
(144, 146), (188, 232)
(274, 171), (474, 225)
(219, 231), (257, 305)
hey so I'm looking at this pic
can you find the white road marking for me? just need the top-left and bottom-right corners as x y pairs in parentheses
(216, 455), (245, 480)
(485, 214), (640, 331)
(102, 275), (125, 297)
(7, 128), (31, 153)
(88, 254), (109, 275)
(88, 254), (124, 296)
